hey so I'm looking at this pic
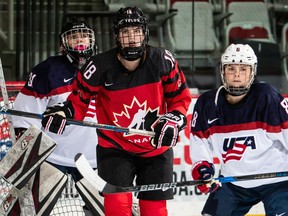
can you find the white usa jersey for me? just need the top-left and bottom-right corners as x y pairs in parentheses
(12, 56), (97, 168)
(190, 83), (288, 188)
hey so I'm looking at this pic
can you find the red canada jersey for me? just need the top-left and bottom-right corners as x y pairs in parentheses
(68, 46), (191, 157)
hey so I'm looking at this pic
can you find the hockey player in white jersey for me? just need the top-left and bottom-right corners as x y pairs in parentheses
(190, 43), (288, 215)
(11, 18), (104, 215)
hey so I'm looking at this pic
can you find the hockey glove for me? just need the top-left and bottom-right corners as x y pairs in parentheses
(41, 101), (74, 134)
(15, 128), (27, 140)
(151, 111), (187, 149)
(191, 161), (221, 194)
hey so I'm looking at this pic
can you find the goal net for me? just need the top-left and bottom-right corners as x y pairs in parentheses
(0, 81), (86, 215)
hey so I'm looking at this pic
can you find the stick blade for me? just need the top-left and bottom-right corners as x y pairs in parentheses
(75, 153), (107, 193)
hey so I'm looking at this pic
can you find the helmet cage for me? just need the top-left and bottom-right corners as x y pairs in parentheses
(61, 26), (95, 60)
(220, 44), (257, 96)
(113, 7), (149, 61)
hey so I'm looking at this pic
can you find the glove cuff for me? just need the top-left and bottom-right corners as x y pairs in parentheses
(63, 101), (74, 118)
(165, 110), (187, 131)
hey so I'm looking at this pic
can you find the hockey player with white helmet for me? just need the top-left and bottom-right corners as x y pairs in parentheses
(190, 43), (288, 215)
(220, 43), (257, 96)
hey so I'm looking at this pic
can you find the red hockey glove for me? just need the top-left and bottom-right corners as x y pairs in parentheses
(151, 111), (187, 149)
(191, 161), (221, 194)
(41, 101), (74, 134)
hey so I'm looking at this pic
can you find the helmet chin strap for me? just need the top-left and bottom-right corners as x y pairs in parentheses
(65, 52), (81, 69)
(227, 86), (250, 96)
(119, 46), (144, 61)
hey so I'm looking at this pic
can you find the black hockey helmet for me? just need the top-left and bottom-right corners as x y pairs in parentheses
(60, 18), (96, 65)
(113, 7), (149, 61)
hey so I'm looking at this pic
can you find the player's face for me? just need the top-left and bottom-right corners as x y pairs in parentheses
(118, 26), (144, 48)
(224, 64), (252, 87)
(66, 31), (91, 51)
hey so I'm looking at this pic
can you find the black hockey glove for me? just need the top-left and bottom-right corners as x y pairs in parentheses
(151, 111), (187, 149)
(15, 127), (27, 140)
(41, 101), (74, 134)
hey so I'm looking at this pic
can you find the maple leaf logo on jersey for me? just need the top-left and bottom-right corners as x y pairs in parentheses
(113, 97), (159, 136)
(222, 136), (256, 164)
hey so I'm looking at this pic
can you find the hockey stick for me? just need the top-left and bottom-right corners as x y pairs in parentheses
(0, 108), (155, 137)
(75, 153), (288, 194)
(0, 57), (16, 145)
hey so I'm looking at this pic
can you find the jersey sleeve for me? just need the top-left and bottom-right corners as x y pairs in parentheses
(189, 94), (214, 164)
(13, 56), (77, 128)
(265, 85), (288, 150)
(13, 68), (50, 129)
(161, 49), (191, 115)
(67, 60), (100, 120)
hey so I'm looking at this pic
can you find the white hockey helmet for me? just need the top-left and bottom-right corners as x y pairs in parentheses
(220, 44), (257, 95)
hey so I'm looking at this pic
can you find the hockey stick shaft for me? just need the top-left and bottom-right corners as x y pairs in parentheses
(123, 171), (288, 193)
(0, 108), (155, 137)
(103, 171), (288, 193)
(75, 153), (288, 194)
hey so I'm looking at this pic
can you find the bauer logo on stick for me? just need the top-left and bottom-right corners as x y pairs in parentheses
(139, 183), (178, 192)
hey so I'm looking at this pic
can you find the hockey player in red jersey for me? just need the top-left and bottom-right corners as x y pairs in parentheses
(41, 6), (191, 216)
(12, 18), (104, 215)
(190, 44), (288, 215)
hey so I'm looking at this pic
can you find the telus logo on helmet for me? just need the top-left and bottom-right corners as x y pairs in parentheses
(118, 19), (141, 25)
